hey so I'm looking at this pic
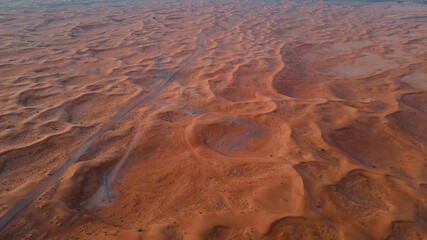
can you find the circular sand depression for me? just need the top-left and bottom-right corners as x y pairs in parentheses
(188, 116), (264, 156)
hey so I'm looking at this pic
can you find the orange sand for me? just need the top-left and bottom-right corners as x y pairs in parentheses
(0, 0), (427, 239)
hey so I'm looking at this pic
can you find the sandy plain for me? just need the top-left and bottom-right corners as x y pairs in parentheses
(0, 0), (427, 239)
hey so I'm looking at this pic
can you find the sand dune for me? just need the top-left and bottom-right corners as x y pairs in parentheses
(0, 0), (427, 239)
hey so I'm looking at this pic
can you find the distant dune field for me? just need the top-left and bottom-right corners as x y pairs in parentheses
(0, 0), (426, 239)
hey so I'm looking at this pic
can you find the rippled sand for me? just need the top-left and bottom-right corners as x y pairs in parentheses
(0, 0), (427, 239)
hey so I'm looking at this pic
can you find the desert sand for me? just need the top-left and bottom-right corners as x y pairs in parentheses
(0, 0), (427, 239)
